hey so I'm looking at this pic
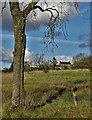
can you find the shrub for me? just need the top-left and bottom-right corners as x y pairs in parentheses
(43, 64), (49, 73)
(64, 65), (68, 70)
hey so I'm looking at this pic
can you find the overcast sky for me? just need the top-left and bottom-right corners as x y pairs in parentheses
(0, 1), (90, 69)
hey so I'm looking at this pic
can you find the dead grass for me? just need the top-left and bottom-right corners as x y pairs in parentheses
(2, 73), (13, 84)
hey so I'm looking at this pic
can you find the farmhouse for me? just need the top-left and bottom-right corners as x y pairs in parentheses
(24, 60), (72, 71)
(55, 61), (71, 70)
(60, 61), (71, 69)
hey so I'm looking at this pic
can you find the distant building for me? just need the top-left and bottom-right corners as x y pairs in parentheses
(24, 60), (71, 71)
(55, 61), (71, 70)
(60, 61), (71, 69)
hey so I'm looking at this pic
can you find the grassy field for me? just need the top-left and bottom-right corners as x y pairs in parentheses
(1, 69), (91, 118)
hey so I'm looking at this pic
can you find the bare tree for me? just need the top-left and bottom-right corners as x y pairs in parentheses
(2, 0), (78, 109)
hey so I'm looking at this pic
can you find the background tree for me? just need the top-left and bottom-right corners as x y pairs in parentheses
(2, 0), (78, 108)
(52, 57), (57, 70)
(32, 54), (45, 67)
(10, 62), (13, 72)
(71, 53), (91, 69)
(73, 53), (88, 62)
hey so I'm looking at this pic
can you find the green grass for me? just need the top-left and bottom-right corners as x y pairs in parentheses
(1, 69), (91, 118)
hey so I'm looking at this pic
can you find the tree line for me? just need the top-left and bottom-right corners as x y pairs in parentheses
(2, 53), (91, 73)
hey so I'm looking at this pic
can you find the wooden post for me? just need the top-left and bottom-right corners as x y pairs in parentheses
(72, 87), (78, 106)
(73, 92), (78, 106)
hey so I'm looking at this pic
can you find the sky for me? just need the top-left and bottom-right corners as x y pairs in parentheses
(0, 1), (91, 69)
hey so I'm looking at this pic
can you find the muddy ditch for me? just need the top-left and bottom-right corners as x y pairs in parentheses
(24, 87), (67, 110)
(24, 85), (90, 110)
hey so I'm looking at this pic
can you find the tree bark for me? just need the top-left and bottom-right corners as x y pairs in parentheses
(20, 32), (26, 105)
(8, 1), (39, 108)
(11, 13), (26, 107)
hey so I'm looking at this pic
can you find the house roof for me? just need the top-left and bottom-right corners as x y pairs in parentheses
(60, 61), (71, 64)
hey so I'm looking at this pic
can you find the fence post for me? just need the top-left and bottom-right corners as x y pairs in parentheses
(72, 87), (78, 106)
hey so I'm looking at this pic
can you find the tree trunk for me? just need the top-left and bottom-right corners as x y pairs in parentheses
(20, 33), (26, 105)
(11, 14), (26, 108)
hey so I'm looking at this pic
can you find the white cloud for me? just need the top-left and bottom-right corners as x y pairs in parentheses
(1, 1), (78, 31)
(1, 47), (74, 66)
(0, 47), (34, 63)
(1, 48), (13, 63)
(25, 49), (34, 61)
(27, 2), (77, 28)
(55, 55), (73, 64)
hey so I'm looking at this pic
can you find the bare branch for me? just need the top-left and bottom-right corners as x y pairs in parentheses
(24, 1), (38, 16)
(61, 21), (68, 40)
(32, 5), (61, 49)
(2, 1), (6, 13)
(33, 5), (44, 12)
